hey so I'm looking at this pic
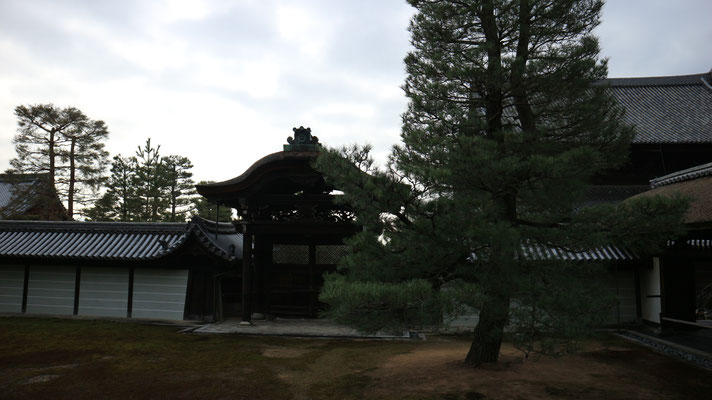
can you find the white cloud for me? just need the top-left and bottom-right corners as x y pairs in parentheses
(310, 103), (376, 120)
(193, 55), (282, 99)
(1, 0), (710, 181)
(154, 0), (215, 23)
(275, 4), (337, 59)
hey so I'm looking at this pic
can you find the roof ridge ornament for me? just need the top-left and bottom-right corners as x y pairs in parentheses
(284, 126), (321, 152)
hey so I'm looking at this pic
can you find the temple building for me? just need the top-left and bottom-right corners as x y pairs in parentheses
(0, 127), (356, 322)
(195, 127), (357, 321)
(0, 173), (69, 221)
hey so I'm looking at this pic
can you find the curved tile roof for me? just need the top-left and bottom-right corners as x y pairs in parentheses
(0, 217), (242, 261)
(195, 150), (324, 205)
(650, 161), (712, 188)
(520, 243), (639, 261)
(471, 242), (640, 262)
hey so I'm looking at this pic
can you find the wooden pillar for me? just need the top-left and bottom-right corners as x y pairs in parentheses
(242, 232), (253, 323)
(263, 239), (272, 317)
(308, 243), (315, 317)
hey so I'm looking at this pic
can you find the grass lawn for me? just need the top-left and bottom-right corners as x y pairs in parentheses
(1, 317), (710, 399)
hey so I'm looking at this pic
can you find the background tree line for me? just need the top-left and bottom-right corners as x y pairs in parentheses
(5, 104), (231, 222)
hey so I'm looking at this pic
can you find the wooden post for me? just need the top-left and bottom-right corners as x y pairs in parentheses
(308, 243), (315, 317)
(241, 232), (253, 324)
(73, 266), (81, 316)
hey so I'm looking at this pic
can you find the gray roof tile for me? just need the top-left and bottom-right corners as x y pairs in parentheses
(650, 161), (712, 188)
(521, 243), (639, 261)
(472, 242), (640, 262)
(0, 217), (242, 261)
(604, 72), (712, 144)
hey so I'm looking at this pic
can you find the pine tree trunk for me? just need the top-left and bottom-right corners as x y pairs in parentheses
(465, 295), (510, 366)
(46, 129), (57, 221)
(48, 130), (56, 186)
(67, 138), (76, 218)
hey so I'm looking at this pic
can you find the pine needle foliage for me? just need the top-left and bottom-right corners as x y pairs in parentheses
(9, 104), (109, 218)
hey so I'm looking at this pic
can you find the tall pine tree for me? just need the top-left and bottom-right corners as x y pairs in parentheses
(134, 138), (168, 222)
(60, 119), (110, 217)
(316, 0), (687, 366)
(9, 104), (109, 218)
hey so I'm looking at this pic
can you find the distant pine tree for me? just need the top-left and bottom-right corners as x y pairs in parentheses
(86, 155), (138, 222)
(163, 155), (195, 222)
(133, 139), (167, 222)
(86, 140), (197, 222)
(10, 104), (109, 218)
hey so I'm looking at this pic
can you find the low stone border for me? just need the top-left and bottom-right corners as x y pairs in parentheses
(615, 330), (712, 370)
(189, 318), (426, 340)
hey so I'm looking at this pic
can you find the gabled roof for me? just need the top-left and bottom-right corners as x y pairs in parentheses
(0, 173), (68, 220)
(169, 216), (243, 261)
(0, 216), (242, 262)
(604, 71), (712, 144)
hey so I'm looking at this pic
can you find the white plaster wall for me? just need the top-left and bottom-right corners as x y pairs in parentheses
(0, 265), (25, 313)
(132, 269), (188, 320)
(26, 266), (76, 315)
(78, 267), (129, 318)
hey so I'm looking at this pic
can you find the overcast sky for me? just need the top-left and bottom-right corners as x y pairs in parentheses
(1, 0), (710, 183)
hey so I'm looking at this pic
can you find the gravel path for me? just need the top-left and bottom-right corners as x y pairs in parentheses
(191, 318), (419, 339)
(617, 331), (712, 370)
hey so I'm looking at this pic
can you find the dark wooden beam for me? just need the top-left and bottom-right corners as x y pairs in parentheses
(248, 194), (339, 206)
(241, 233), (253, 323)
(127, 267), (134, 318)
(21, 264), (29, 313)
(73, 266), (81, 315)
(240, 221), (359, 236)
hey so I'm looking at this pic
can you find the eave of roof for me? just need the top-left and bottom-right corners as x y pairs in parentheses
(165, 216), (243, 261)
(196, 150), (319, 195)
(471, 242), (640, 262)
(604, 72), (712, 88)
(521, 243), (639, 262)
(650, 161), (712, 188)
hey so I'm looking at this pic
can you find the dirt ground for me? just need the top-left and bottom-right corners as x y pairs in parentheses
(366, 338), (711, 399)
(1, 317), (711, 400)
